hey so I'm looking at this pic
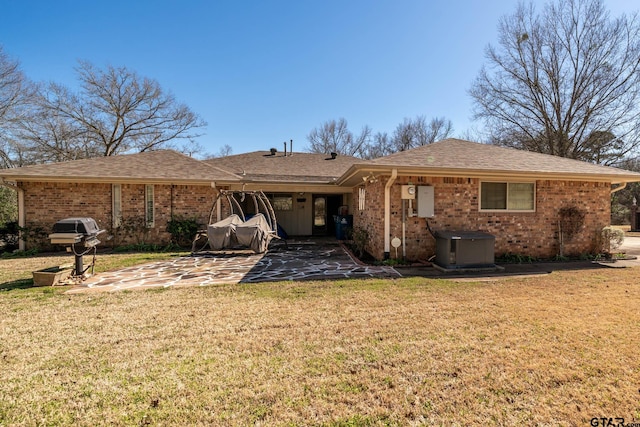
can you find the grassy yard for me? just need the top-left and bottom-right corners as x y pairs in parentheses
(0, 258), (639, 425)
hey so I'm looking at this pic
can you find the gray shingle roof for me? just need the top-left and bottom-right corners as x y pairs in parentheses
(362, 138), (640, 181)
(0, 150), (241, 184)
(2, 140), (639, 187)
(204, 151), (359, 183)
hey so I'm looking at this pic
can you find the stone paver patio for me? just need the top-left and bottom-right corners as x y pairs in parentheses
(67, 241), (400, 293)
(63, 237), (640, 293)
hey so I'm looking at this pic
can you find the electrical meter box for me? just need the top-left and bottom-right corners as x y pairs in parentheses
(401, 185), (416, 200)
(417, 186), (435, 217)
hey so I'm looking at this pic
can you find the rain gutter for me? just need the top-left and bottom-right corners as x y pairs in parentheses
(611, 182), (627, 194)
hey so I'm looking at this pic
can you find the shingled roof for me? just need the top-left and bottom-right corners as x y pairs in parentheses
(204, 151), (359, 183)
(339, 139), (640, 185)
(3, 140), (640, 187)
(0, 150), (241, 184)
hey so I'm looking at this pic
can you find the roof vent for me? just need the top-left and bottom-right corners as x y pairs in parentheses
(270, 148), (277, 156)
(330, 152), (338, 159)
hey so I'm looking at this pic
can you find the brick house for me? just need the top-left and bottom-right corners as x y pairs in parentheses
(0, 148), (358, 250)
(338, 139), (640, 259)
(2, 139), (640, 260)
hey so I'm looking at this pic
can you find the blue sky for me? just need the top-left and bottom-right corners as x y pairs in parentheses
(0, 0), (636, 156)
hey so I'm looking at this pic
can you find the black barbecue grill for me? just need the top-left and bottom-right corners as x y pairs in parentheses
(49, 217), (105, 277)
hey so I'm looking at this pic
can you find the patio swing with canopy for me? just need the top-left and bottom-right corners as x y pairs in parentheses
(192, 189), (285, 254)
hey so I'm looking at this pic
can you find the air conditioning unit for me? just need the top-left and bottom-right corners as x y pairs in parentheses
(434, 230), (495, 269)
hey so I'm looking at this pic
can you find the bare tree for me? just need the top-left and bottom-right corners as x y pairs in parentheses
(0, 47), (21, 126)
(306, 118), (371, 157)
(36, 61), (206, 157)
(216, 144), (233, 157)
(425, 116), (454, 144)
(457, 126), (488, 144)
(306, 116), (453, 158)
(470, 0), (640, 165)
(392, 118), (416, 152)
(15, 102), (100, 164)
(205, 144), (233, 159)
(391, 116), (453, 151)
(362, 132), (394, 159)
(0, 46), (34, 168)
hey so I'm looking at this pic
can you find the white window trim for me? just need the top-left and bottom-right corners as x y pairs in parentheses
(479, 180), (536, 212)
(145, 184), (155, 228)
(112, 184), (122, 228)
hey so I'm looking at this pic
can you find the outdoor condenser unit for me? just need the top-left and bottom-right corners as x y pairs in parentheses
(434, 230), (495, 269)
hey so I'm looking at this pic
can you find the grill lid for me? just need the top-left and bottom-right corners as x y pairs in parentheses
(52, 217), (101, 235)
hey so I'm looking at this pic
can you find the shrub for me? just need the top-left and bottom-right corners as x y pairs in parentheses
(349, 226), (370, 259)
(109, 216), (151, 248)
(0, 221), (20, 251)
(558, 205), (585, 240)
(601, 226), (624, 254)
(19, 222), (49, 251)
(557, 205), (585, 257)
(166, 216), (200, 247)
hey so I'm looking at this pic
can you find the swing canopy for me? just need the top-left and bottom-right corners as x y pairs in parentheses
(194, 190), (282, 253)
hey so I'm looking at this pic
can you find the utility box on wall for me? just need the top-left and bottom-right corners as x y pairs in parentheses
(401, 185), (416, 200)
(417, 186), (435, 218)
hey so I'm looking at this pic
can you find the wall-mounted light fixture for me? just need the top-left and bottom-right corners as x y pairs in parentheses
(362, 172), (378, 184)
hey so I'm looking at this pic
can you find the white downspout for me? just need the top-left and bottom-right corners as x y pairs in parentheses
(0, 179), (25, 251)
(384, 169), (398, 259)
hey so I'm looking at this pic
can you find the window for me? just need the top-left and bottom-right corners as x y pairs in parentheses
(112, 184), (122, 227)
(480, 182), (534, 211)
(145, 184), (155, 227)
(314, 197), (326, 227)
(272, 195), (293, 211)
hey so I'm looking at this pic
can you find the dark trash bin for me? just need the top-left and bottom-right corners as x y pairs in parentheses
(333, 215), (353, 240)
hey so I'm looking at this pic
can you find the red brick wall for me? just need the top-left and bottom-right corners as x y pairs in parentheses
(353, 179), (386, 258)
(353, 175), (610, 261)
(19, 182), (221, 249)
(19, 178), (611, 258)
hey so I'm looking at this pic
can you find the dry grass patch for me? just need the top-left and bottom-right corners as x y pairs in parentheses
(0, 268), (639, 425)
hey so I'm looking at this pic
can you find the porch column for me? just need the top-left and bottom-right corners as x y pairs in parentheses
(384, 169), (398, 259)
(17, 187), (24, 251)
